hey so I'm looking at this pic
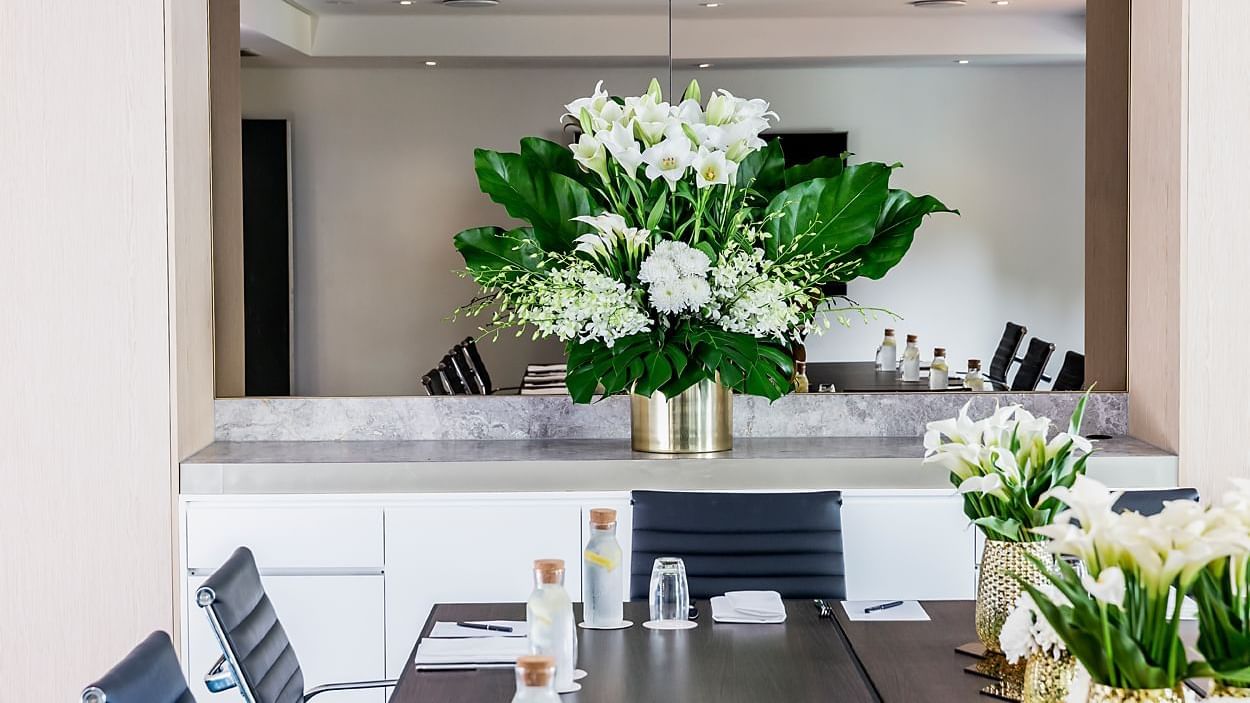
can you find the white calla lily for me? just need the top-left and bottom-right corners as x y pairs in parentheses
(1082, 566), (1126, 608)
(958, 474), (1008, 500)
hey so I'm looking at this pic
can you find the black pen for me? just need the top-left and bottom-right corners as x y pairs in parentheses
(456, 621), (514, 633)
(863, 601), (905, 614)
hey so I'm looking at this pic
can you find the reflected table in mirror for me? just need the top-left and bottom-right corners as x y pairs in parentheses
(807, 361), (966, 392)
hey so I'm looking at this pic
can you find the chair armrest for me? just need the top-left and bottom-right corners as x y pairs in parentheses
(203, 655), (239, 694)
(304, 679), (399, 701)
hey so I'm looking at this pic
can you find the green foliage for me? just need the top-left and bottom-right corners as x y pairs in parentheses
(763, 163), (894, 263)
(1192, 558), (1250, 687)
(841, 191), (957, 280)
(473, 147), (603, 252)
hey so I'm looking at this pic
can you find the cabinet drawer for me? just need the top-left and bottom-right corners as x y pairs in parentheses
(186, 506), (383, 570)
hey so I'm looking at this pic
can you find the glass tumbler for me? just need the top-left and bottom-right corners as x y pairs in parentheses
(648, 557), (691, 628)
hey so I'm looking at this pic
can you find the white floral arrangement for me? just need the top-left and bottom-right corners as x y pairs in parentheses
(1001, 586), (1070, 663)
(453, 78), (954, 402)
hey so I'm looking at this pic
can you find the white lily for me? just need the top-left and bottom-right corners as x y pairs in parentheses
(675, 98), (705, 126)
(705, 90), (737, 126)
(600, 121), (644, 177)
(641, 135), (694, 189)
(570, 133), (609, 181)
(692, 147), (736, 188)
(565, 81), (611, 121)
(627, 94), (672, 146)
(1082, 566), (1126, 608)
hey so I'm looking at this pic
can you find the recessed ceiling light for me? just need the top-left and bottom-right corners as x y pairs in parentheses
(700, 2), (723, 7)
(910, 0), (968, 7)
(697, 63), (713, 68)
(441, 0), (500, 6)
(396, 0), (414, 4)
(424, 60), (438, 66)
(955, 59), (971, 64)
(992, 0), (1009, 5)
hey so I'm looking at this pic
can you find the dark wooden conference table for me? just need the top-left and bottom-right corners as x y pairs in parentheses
(806, 361), (966, 392)
(389, 600), (999, 703)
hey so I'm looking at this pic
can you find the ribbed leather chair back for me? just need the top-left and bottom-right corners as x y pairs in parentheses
(988, 322), (1027, 386)
(1114, 488), (1199, 516)
(82, 631), (196, 703)
(1010, 337), (1056, 391)
(629, 491), (845, 600)
(1051, 351), (1085, 391)
(197, 547), (304, 703)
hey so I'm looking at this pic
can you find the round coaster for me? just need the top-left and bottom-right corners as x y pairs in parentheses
(642, 619), (698, 631)
(573, 669), (587, 681)
(578, 619), (633, 631)
(555, 682), (582, 694)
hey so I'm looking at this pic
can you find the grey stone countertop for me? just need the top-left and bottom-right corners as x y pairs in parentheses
(181, 436), (1178, 495)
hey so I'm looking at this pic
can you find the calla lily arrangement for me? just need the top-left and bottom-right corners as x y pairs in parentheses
(1022, 476), (1250, 692)
(923, 395), (1093, 542)
(1191, 480), (1250, 690)
(453, 78), (955, 403)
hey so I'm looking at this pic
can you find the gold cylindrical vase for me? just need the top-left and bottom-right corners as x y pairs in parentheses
(1023, 651), (1077, 703)
(1212, 682), (1250, 698)
(1086, 683), (1186, 703)
(976, 540), (1055, 653)
(630, 377), (732, 453)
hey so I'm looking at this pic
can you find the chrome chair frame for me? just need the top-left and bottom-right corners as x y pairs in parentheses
(196, 584), (396, 702)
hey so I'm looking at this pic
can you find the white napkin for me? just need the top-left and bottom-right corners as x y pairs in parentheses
(428, 621), (529, 638)
(711, 591), (787, 623)
(414, 636), (530, 666)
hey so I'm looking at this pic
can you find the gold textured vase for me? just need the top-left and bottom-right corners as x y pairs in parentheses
(630, 377), (732, 453)
(976, 540), (1056, 653)
(1086, 683), (1186, 703)
(1212, 682), (1250, 698)
(1023, 651), (1077, 703)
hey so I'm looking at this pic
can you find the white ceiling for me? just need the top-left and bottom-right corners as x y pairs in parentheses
(293, 0), (1086, 19)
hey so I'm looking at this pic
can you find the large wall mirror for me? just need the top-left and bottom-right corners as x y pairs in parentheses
(220, 0), (1095, 399)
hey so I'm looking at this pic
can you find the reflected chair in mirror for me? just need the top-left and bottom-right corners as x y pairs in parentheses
(421, 337), (494, 395)
(1009, 337), (1056, 391)
(1051, 351), (1085, 391)
(82, 631), (196, 703)
(1113, 488), (1199, 516)
(629, 490), (845, 600)
(987, 322), (1028, 390)
(197, 546), (396, 702)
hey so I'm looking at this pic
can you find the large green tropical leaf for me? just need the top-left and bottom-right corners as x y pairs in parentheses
(473, 148), (603, 252)
(784, 155), (844, 188)
(736, 139), (785, 204)
(452, 226), (544, 282)
(763, 162), (893, 262)
(838, 190), (956, 280)
(518, 137), (602, 192)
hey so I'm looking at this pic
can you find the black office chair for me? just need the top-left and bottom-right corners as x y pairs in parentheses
(1114, 488), (1199, 516)
(988, 322), (1028, 390)
(1010, 337), (1056, 391)
(629, 491), (846, 600)
(1051, 351), (1085, 391)
(82, 631), (196, 703)
(197, 547), (396, 702)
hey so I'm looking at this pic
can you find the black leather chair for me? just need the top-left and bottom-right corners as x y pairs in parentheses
(1051, 351), (1085, 391)
(82, 631), (195, 703)
(988, 322), (1028, 390)
(1010, 337), (1056, 391)
(629, 491), (846, 600)
(1114, 488), (1199, 516)
(197, 547), (395, 702)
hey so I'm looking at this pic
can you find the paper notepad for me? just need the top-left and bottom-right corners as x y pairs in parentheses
(428, 621), (529, 638)
(414, 637), (530, 666)
(841, 600), (931, 622)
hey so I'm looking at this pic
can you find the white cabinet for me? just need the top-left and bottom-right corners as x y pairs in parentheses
(841, 493), (976, 600)
(382, 502), (584, 678)
(186, 574), (386, 703)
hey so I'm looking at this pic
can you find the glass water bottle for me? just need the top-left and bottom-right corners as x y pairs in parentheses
(526, 559), (577, 692)
(512, 655), (561, 703)
(929, 348), (949, 390)
(583, 509), (624, 627)
(874, 329), (897, 371)
(901, 334), (921, 381)
(963, 359), (985, 391)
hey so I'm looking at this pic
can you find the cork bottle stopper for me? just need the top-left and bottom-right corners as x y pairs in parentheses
(589, 508), (617, 527)
(534, 559), (565, 584)
(884, 328), (895, 336)
(934, 348), (945, 357)
(516, 655), (555, 687)
(906, 334), (918, 343)
(968, 359), (981, 370)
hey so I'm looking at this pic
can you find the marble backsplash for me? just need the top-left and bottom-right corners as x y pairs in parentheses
(215, 393), (1128, 442)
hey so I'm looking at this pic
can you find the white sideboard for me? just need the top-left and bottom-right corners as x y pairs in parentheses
(178, 489), (975, 700)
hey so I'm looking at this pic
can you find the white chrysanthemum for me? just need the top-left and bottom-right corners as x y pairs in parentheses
(638, 256), (679, 285)
(672, 245), (711, 277)
(680, 276), (711, 309)
(648, 280), (688, 314)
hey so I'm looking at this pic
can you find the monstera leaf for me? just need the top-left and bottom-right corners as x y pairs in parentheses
(518, 137), (602, 192)
(783, 155), (844, 188)
(735, 139), (785, 204)
(838, 190), (957, 280)
(763, 162), (893, 262)
(453, 226), (544, 283)
(473, 148), (603, 253)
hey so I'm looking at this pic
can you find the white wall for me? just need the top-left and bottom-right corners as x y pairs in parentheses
(243, 63), (1084, 396)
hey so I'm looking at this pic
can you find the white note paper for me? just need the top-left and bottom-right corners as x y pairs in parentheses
(428, 621), (529, 638)
(841, 600), (931, 622)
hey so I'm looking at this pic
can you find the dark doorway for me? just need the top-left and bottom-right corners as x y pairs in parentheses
(241, 118), (292, 396)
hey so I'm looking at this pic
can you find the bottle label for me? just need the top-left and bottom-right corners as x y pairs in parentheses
(584, 550), (618, 571)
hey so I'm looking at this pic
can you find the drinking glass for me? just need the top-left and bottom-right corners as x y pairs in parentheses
(647, 557), (692, 628)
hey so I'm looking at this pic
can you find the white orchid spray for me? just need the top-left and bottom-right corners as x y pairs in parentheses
(923, 396), (1094, 542)
(454, 78), (954, 402)
(1021, 476), (1250, 693)
(1000, 586), (1072, 663)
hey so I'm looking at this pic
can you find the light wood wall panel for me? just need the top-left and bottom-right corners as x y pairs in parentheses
(1086, 0), (1130, 391)
(211, 0), (247, 397)
(1181, 0), (1250, 497)
(1127, 0), (1185, 454)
